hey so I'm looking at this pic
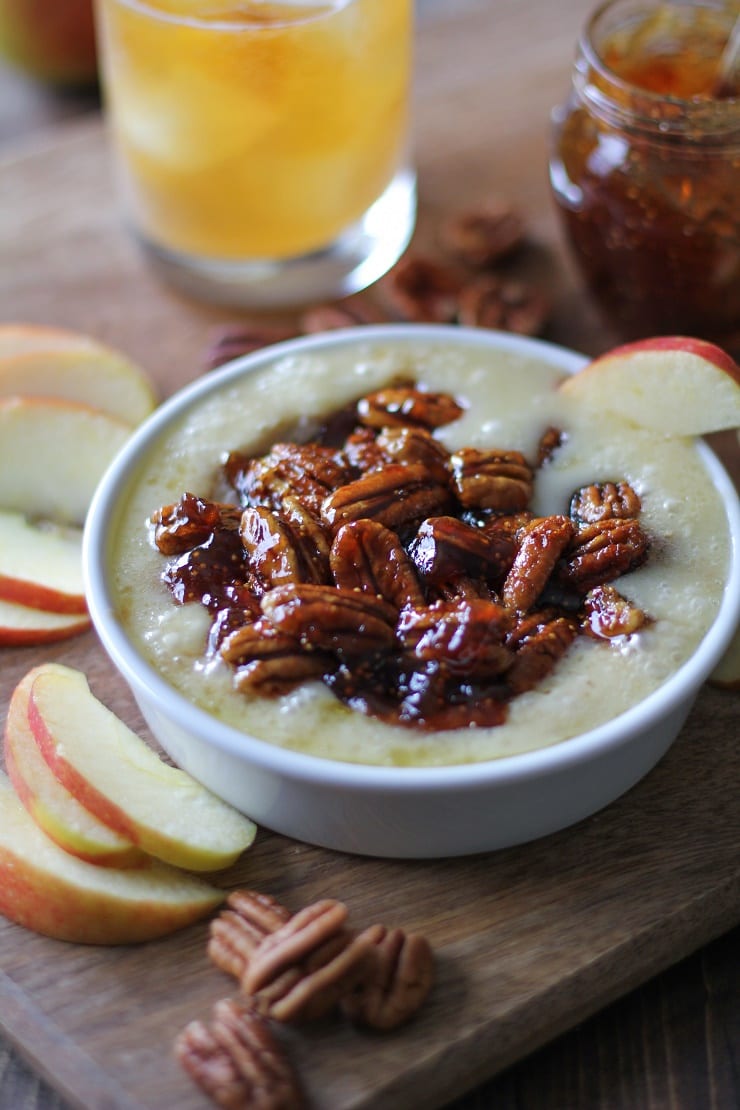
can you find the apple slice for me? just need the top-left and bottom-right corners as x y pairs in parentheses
(560, 336), (740, 435)
(0, 510), (86, 614)
(0, 396), (133, 524)
(4, 671), (144, 868)
(0, 772), (223, 944)
(708, 624), (740, 691)
(0, 325), (157, 426)
(0, 598), (90, 646)
(28, 663), (257, 872)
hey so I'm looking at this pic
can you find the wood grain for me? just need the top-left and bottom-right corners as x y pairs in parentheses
(0, 1), (738, 1107)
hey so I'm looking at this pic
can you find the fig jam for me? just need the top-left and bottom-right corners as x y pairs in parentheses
(550, 0), (740, 352)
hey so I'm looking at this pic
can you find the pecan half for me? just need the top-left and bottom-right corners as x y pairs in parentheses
(408, 515), (512, 586)
(536, 426), (565, 467)
(201, 322), (299, 373)
(558, 518), (650, 594)
(457, 275), (551, 336)
(397, 598), (514, 678)
(321, 463), (453, 533)
(261, 583), (398, 656)
(222, 620), (332, 695)
(581, 584), (651, 639)
(382, 255), (461, 323)
(240, 504), (329, 590)
(244, 901), (376, 1023)
(175, 998), (304, 1110)
(450, 448), (533, 512)
(208, 891), (292, 983)
(375, 425), (451, 484)
(341, 926), (435, 1031)
(299, 298), (387, 332)
(330, 519), (425, 609)
(357, 386), (464, 431)
(501, 515), (576, 612)
(506, 610), (579, 695)
(569, 481), (642, 523)
(151, 493), (241, 556)
(226, 443), (351, 517)
(440, 200), (525, 267)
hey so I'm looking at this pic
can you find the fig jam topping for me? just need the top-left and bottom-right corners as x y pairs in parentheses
(150, 385), (651, 731)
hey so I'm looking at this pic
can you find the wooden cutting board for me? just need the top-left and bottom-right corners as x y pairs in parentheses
(1, 3), (739, 1102)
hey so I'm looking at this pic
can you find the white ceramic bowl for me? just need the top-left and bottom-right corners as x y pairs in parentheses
(83, 326), (740, 858)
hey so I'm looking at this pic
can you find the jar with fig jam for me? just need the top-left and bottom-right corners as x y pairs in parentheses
(550, 0), (740, 352)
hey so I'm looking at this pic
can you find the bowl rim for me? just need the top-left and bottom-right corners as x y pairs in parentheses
(83, 323), (740, 792)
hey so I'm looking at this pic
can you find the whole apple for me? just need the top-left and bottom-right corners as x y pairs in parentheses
(0, 0), (97, 87)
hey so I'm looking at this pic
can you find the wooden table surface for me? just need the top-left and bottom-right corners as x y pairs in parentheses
(0, 1), (738, 1108)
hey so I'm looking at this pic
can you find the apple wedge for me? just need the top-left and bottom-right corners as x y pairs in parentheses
(27, 663), (257, 871)
(0, 598), (90, 645)
(0, 510), (86, 614)
(708, 624), (740, 691)
(560, 336), (740, 435)
(0, 772), (223, 944)
(0, 396), (133, 524)
(4, 671), (144, 867)
(0, 328), (157, 426)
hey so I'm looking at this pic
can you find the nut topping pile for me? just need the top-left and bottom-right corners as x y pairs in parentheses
(150, 382), (652, 732)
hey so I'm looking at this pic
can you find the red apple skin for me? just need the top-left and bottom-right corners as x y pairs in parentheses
(0, 0), (97, 87)
(27, 691), (140, 844)
(0, 607), (90, 647)
(0, 573), (88, 615)
(591, 336), (740, 385)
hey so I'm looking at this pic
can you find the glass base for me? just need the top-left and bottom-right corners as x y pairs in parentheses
(135, 167), (417, 310)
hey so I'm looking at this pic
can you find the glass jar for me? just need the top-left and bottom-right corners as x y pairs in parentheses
(550, 0), (740, 353)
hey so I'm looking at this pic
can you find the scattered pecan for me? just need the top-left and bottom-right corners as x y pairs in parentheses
(208, 891), (292, 983)
(581, 584), (651, 639)
(356, 386), (464, 430)
(449, 447), (533, 512)
(321, 463), (453, 534)
(440, 200), (525, 267)
(202, 322), (299, 373)
(569, 481), (642, 523)
(501, 515), (576, 612)
(558, 518), (650, 594)
(261, 583), (398, 657)
(243, 901), (376, 1023)
(175, 998), (304, 1110)
(457, 274), (551, 336)
(506, 611), (579, 695)
(382, 255), (461, 323)
(341, 926), (435, 1031)
(330, 519), (425, 609)
(299, 297), (387, 333)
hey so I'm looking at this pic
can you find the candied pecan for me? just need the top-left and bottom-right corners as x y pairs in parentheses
(201, 322), (299, 373)
(440, 200), (525, 267)
(175, 998), (304, 1110)
(222, 620), (332, 695)
(501, 515), (576, 612)
(244, 901), (376, 1023)
(408, 515), (511, 586)
(330, 519), (425, 609)
(151, 493), (241, 555)
(375, 425), (451, 484)
(342, 427), (389, 473)
(299, 298), (386, 332)
(506, 611), (579, 695)
(558, 518), (650, 594)
(208, 891), (292, 982)
(397, 598), (514, 678)
(536, 426), (565, 467)
(226, 442), (351, 517)
(341, 926), (434, 1030)
(457, 275), (551, 336)
(569, 481), (642, 523)
(432, 574), (497, 602)
(261, 583), (398, 657)
(450, 447), (533, 512)
(321, 463), (453, 533)
(581, 584), (651, 639)
(240, 504), (329, 589)
(357, 386), (464, 431)
(382, 255), (461, 323)
(163, 528), (251, 610)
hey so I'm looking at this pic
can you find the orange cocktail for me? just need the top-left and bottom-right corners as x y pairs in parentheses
(95, 0), (414, 299)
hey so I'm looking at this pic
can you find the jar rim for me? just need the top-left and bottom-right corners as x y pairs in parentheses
(577, 0), (739, 136)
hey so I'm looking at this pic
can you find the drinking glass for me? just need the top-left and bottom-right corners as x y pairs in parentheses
(94, 0), (416, 307)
